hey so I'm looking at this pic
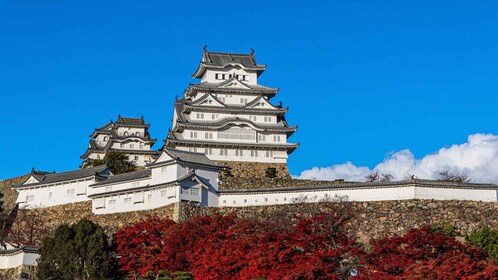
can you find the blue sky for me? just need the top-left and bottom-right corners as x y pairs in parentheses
(1, 1), (498, 180)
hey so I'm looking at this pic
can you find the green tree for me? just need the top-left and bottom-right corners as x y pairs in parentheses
(90, 151), (136, 175)
(37, 219), (119, 280)
(466, 226), (498, 264)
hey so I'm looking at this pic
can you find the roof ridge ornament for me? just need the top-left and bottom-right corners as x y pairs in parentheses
(203, 44), (208, 52)
(250, 48), (255, 55)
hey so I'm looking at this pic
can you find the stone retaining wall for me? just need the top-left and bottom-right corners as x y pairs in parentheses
(216, 199), (498, 243)
(220, 177), (344, 190)
(217, 161), (291, 179)
(0, 265), (36, 280)
(11, 201), (178, 239)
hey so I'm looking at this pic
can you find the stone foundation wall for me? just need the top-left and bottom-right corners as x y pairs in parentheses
(0, 175), (27, 211)
(215, 199), (498, 243)
(220, 177), (345, 190)
(0, 265), (36, 280)
(12, 201), (178, 240)
(217, 161), (291, 179)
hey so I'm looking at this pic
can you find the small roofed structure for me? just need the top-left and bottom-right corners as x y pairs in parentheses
(14, 165), (111, 208)
(88, 148), (224, 214)
(81, 115), (159, 168)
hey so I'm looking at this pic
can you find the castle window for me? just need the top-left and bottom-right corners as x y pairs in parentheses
(264, 198), (268, 202)
(229, 74), (232, 79)
(244, 199), (247, 203)
(191, 187), (200, 196)
(190, 131), (198, 139)
(222, 74), (226, 79)
(219, 149), (228, 156)
(205, 132), (213, 139)
(136, 132), (141, 137)
(48, 192), (52, 199)
(124, 131), (129, 136)
(105, 186), (112, 192)
(236, 149), (243, 156)
(67, 189), (75, 196)
(124, 197), (131, 204)
(207, 148), (213, 155)
(134, 155), (139, 161)
(161, 166), (167, 173)
(147, 194), (152, 201)
(235, 75), (239, 80)
(242, 75), (247, 81)
(103, 136), (108, 141)
(130, 144), (135, 149)
(27, 195), (34, 202)
(120, 143), (124, 148)
(139, 144), (144, 149)
(215, 73), (219, 79)
(161, 190), (167, 197)
(109, 200), (116, 207)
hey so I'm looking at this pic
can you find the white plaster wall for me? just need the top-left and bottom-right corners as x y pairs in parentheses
(115, 127), (146, 137)
(16, 178), (94, 208)
(181, 128), (286, 144)
(414, 187), (497, 202)
(91, 178), (152, 197)
(202, 68), (257, 85)
(219, 187), (416, 207)
(0, 251), (38, 269)
(176, 146), (287, 163)
(92, 185), (180, 215)
(187, 111), (277, 125)
(149, 163), (178, 185)
(218, 186), (498, 207)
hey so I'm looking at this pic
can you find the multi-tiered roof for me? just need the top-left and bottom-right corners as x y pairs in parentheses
(164, 47), (299, 164)
(81, 115), (158, 167)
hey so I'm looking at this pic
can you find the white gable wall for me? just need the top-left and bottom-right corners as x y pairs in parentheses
(16, 178), (94, 208)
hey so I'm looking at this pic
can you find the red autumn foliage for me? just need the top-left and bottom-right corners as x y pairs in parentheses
(114, 216), (498, 280)
(359, 226), (498, 279)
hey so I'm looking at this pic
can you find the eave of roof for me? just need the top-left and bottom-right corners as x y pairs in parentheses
(218, 179), (498, 194)
(15, 165), (108, 189)
(166, 138), (299, 153)
(90, 169), (152, 187)
(183, 103), (288, 115)
(174, 118), (298, 134)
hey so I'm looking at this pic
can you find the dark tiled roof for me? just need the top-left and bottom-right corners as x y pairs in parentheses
(116, 115), (145, 125)
(165, 136), (300, 153)
(218, 179), (498, 194)
(193, 48), (267, 78)
(90, 169), (151, 186)
(164, 148), (224, 168)
(204, 50), (263, 68)
(174, 117), (297, 134)
(16, 165), (109, 188)
(188, 81), (278, 94)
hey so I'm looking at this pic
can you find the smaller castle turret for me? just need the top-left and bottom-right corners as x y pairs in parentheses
(81, 115), (159, 167)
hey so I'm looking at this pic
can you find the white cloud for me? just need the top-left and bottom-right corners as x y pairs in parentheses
(295, 133), (498, 183)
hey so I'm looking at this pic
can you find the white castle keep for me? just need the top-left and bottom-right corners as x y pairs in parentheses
(13, 48), (498, 216)
(164, 47), (299, 164)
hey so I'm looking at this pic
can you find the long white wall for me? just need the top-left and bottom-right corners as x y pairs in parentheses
(218, 185), (498, 207)
(92, 185), (180, 215)
(17, 178), (94, 208)
(0, 248), (38, 270)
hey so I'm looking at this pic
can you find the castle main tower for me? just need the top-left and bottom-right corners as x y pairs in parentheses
(164, 47), (298, 178)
